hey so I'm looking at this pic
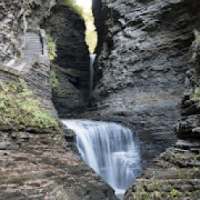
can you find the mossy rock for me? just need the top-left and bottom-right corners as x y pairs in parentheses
(0, 79), (60, 133)
(192, 87), (200, 103)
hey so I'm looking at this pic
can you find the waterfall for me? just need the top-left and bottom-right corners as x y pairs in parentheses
(89, 54), (96, 97)
(62, 120), (141, 199)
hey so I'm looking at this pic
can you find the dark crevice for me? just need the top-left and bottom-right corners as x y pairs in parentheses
(43, 4), (90, 117)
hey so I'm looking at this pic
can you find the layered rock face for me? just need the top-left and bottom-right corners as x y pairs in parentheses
(0, 124), (117, 200)
(0, 1), (117, 199)
(0, 0), (56, 112)
(92, 0), (200, 164)
(91, 1), (200, 198)
(44, 4), (90, 117)
(125, 92), (200, 199)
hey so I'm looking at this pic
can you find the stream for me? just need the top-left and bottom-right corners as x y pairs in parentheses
(62, 120), (141, 199)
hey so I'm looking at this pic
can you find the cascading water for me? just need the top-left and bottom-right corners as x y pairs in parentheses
(62, 120), (141, 199)
(89, 54), (96, 97)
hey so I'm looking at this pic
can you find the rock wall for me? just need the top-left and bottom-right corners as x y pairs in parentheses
(0, 123), (117, 200)
(0, 1), (117, 199)
(0, 0), (56, 112)
(91, 0), (200, 165)
(125, 29), (200, 200)
(44, 4), (90, 117)
(92, 0), (200, 198)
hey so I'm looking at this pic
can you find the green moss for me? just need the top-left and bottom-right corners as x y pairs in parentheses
(139, 192), (149, 200)
(50, 66), (67, 97)
(50, 69), (60, 90)
(170, 189), (182, 199)
(0, 79), (59, 132)
(47, 35), (57, 61)
(192, 87), (200, 103)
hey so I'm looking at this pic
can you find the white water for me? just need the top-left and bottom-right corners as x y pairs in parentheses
(62, 120), (141, 198)
(89, 54), (96, 97)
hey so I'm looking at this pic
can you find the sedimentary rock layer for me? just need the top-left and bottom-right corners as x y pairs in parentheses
(0, 126), (117, 200)
(44, 4), (90, 117)
(0, 1), (117, 199)
(92, 0), (200, 164)
(0, 0), (56, 112)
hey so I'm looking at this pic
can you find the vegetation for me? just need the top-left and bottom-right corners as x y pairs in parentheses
(192, 87), (200, 102)
(170, 189), (182, 199)
(47, 35), (57, 61)
(0, 80), (59, 132)
(50, 68), (60, 90)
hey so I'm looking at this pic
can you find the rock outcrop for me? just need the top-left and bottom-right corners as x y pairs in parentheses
(0, 118), (117, 200)
(91, 0), (200, 165)
(124, 93), (200, 200)
(0, 0), (56, 112)
(44, 3), (90, 118)
(0, 1), (117, 199)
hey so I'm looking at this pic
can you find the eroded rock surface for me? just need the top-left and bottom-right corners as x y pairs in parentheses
(0, 0), (56, 112)
(91, 0), (200, 164)
(125, 93), (200, 200)
(44, 4), (90, 117)
(0, 127), (116, 200)
(0, 1), (117, 199)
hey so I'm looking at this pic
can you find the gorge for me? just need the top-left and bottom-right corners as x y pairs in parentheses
(0, 0), (200, 200)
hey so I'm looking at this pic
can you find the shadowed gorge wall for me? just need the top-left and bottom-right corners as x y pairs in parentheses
(44, 3), (90, 117)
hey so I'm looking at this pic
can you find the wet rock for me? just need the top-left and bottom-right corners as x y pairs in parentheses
(63, 128), (77, 151)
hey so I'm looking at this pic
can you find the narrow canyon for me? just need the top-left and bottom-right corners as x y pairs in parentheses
(0, 0), (200, 200)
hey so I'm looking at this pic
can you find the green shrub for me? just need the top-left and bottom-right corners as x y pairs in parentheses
(0, 79), (59, 132)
